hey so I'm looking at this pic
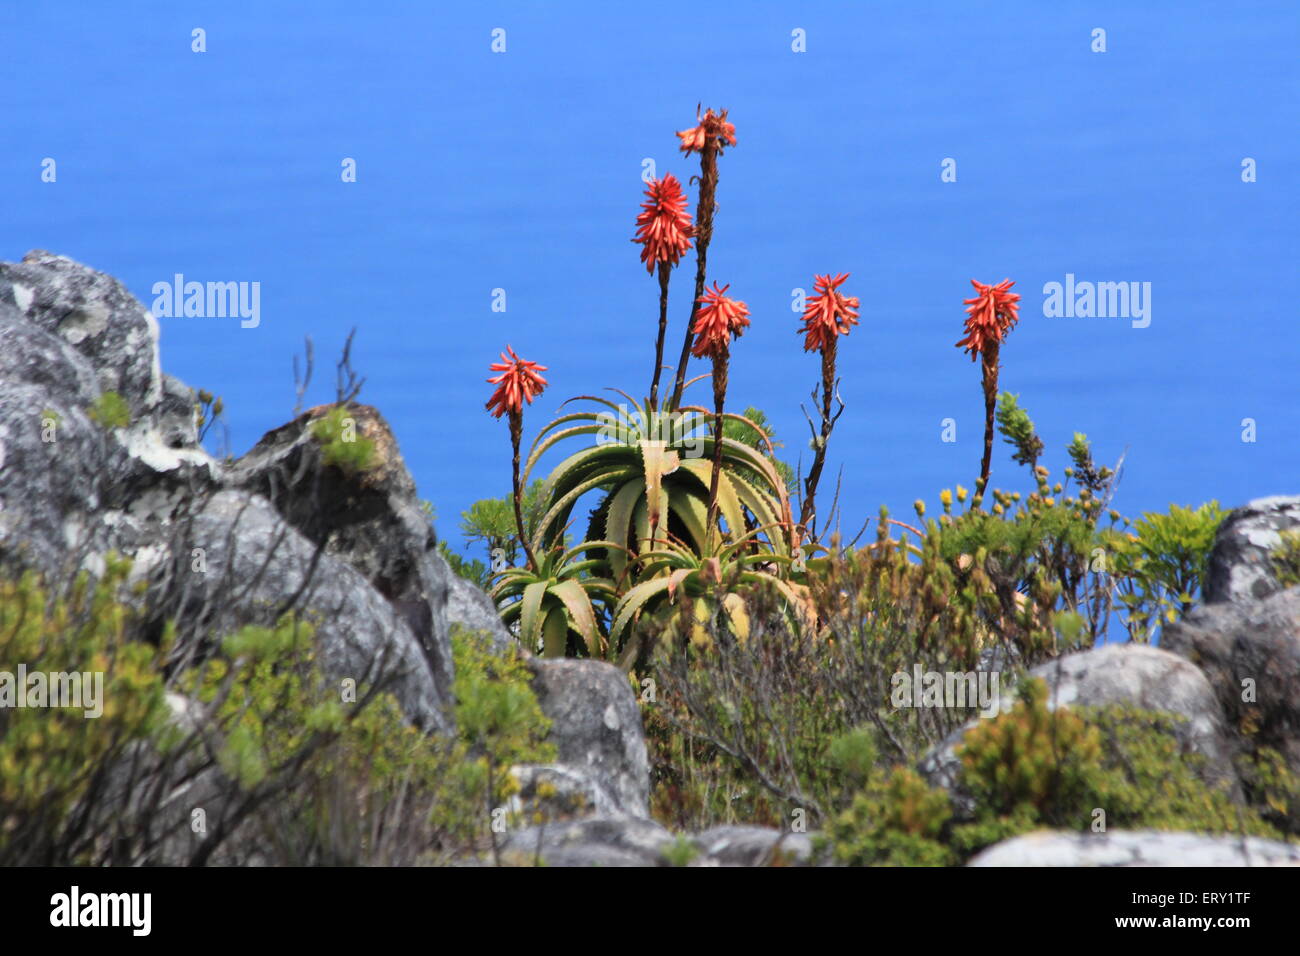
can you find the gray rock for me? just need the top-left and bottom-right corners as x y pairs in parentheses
(498, 816), (674, 867)
(508, 764), (623, 820)
(150, 489), (452, 734)
(444, 559), (515, 653)
(156, 373), (201, 453)
(920, 643), (1239, 816)
(527, 657), (650, 818)
(0, 248), (668, 861)
(0, 301), (123, 580)
(1203, 495), (1300, 605)
(1162, 586), (1300, 826)
(226, 403), (456, 711)
(0, 250), (164, 418)
(689, 825), (815, 867)
(0, 255), (220, 584)
(968, 830), (1300, 867)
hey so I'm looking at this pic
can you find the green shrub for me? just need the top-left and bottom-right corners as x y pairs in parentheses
(823, 768), (954, 866)
(822, 679), (1286, 865)
(0, 558), (173, 864)
(1111, 502), (1226, 640)
(957, 678), (1101, 822)
(0, 549), (555, 865)
(176, 620), (554, 863)
(309, 404), (376, 476)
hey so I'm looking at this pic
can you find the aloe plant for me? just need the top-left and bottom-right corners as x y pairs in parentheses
(610, 527), (814, 666)
(489, 541), (625, 658)
(522, 393), (794, 580)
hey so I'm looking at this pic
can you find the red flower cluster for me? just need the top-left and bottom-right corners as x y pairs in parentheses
(797, 273), (860, 352)
(632, 174), (695, 274)
(956, 278), (1021, 359)
(485, 345), (548, 418)
(691, 282), (750, 359)
(676, 107), (737, 155)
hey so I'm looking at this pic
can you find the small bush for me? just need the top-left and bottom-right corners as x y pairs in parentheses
(823, 768), (954, 866)
(0, 559), (172, 864)
(1270, 529), (1300, 589)
(87, 391), (130, 429)
(821, 679), (1285, 865)
(309, 404), (376, 476)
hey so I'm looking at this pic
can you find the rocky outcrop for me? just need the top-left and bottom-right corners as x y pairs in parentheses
(446, 570), (515, 652)
(0, 250), (662, 861)
(1202, 495), (1300, 605)
(920, 643), (1239, 816)
(151, 490), (450, 732)
(225, 403), (458, 711)
(1162, 585), (1300, 826)
(494, 818), (819, 868)
(968, 830), (1300, 867)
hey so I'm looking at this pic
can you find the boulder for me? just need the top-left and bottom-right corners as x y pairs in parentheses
(0, 250), (164, 418)
(149, 489), (452, 733)
(498, 816), (674, 867)
(526, 658), (650, 818)
(507, 764), (623, 820)
(226, 403), (456, 708)
(0, 251), (449, 733)
(445, 562), (515, 653)
(0, 301), (121, 580)
(1203, 495), (1300, 605)
(688, 825), (815, 867)
(1162, 586), (1300, 824)
(968, 829), (1300, 867)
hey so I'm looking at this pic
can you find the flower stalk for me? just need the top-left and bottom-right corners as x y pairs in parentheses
(669, 108), (735, 411)
(690, 281), (750, 543)
(796, 273), (859, 535)
(485, 345), (548, 570)
(956, 278), (1021, 491)
(632, 174), (694, 411)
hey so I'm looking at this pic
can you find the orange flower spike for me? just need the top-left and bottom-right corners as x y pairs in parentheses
(690, 282), (750, 359)
(485, 345), (548, 418)
(955, 278), (1021, 359)
(676, 107), (737, 156)
(798, 273), (860, 352)
(632, 174), (695, 274)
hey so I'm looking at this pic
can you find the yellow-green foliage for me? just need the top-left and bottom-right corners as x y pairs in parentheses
(951, 681), (1276, 855)
(88, 390), (130, 429)
(823, 768), (954, 867)
(0, 558), (172, 862)
(1271, 529), (1300, 589)
(1237, 746), (1300, 833)
(446, 625), (556, 830)
(310, 404), (376, 476)
(1111, 501), (1226, 638)
(0, 553), (556, 865)
(824, 679), (1285, 866)
(176, 620), (555, 860)
(958, 678), (1101, 820)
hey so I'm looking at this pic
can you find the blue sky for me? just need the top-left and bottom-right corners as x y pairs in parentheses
(4, 1), (1297, 564)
